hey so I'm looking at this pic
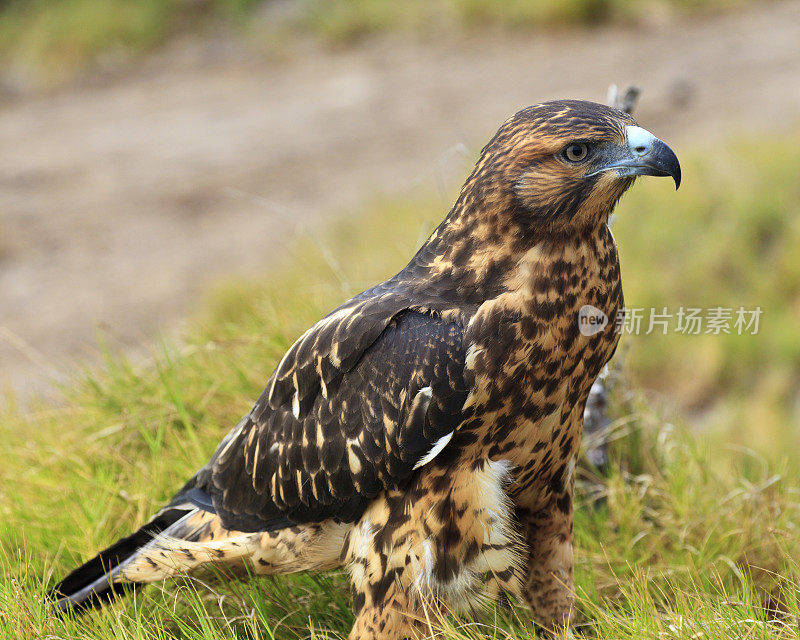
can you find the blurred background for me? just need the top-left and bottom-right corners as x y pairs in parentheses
(1, 0), (799, 449)
(2, 4), (800, 637)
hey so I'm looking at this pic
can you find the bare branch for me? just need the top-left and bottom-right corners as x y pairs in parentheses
(581, 86), (642, 471)
(606, 84), (641, 115)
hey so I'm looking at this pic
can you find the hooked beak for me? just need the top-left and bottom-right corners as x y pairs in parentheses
(597, 125), (681, 189)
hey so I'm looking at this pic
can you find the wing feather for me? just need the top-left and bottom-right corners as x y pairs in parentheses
(193, 306), (468, 532)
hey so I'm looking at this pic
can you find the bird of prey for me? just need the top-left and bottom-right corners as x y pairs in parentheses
(52, 100), (680, 638)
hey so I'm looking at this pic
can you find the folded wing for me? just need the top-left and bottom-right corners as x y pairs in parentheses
(193, 303), (468, 532)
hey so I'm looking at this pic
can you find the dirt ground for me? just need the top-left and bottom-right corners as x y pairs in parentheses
(1, 1), (799, 402)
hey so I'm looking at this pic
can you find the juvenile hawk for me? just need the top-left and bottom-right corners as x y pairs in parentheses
(52, 100), (680, 638)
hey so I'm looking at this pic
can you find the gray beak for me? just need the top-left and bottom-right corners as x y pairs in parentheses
(608, 125), (682, 189)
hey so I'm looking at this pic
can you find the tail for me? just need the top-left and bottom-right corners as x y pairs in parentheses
(50, 502), (197, 613)
(50, 500), (290, 614)
(51, 492), (349, 614)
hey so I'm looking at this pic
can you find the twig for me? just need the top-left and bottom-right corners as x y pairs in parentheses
(606, 84), (641, 115)
(581, 85), (640, 470)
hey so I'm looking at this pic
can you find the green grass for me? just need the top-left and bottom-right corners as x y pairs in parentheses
(2, 134), (799, 637)
(298, 0), (751, 44)
(0, 0), (759, 79)
(0, 0), (259, 78)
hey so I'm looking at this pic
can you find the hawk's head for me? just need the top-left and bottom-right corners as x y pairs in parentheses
(468, 100), (680, 233)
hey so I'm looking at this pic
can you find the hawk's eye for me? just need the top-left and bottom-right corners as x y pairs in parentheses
(563, 143), (590, 163)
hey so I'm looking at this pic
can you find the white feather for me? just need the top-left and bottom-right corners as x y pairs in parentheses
(292, 393), (300, 419)
(413, 430), (454, 470)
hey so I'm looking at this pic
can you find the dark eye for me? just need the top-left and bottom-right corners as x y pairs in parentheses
(563, 143), (590, 163)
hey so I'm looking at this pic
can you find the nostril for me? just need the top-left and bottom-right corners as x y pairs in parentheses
(634, 145), (647, 154)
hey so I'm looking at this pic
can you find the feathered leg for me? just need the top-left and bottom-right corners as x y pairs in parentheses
(348, 575), (425, 640)
(514, 477), (576, 634)
(343, 459), (525, 639)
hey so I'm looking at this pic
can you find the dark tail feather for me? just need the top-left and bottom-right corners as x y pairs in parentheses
(50, 505), (192, 614)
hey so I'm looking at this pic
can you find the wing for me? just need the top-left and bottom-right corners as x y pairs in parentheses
(192, 306), (468, 532)
(267, 283), (412, 415)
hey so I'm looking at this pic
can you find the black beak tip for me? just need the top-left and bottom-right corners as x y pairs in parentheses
(653, 138), (681, 191)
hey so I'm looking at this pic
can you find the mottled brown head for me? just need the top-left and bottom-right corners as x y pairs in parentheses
(462, 100), (680, 234)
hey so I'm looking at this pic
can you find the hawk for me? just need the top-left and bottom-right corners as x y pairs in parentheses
(52, 100), (680, 638)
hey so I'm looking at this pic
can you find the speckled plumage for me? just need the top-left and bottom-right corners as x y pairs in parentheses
(53, 100), (680, 638)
